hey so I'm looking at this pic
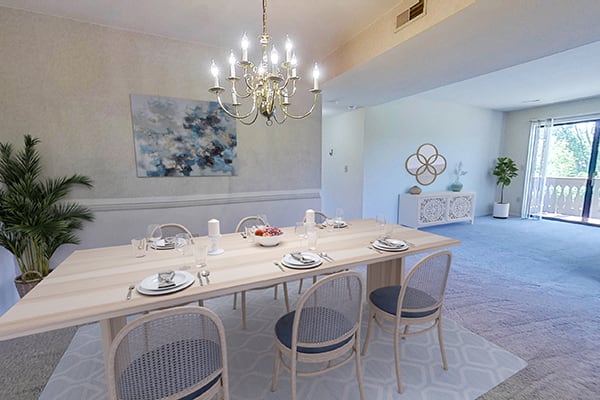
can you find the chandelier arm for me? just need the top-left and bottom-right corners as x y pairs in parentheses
(280, 93), (320, 120)
(215, 93), (258, 120)
(272, 112), (287, 125)
(231, 80), (253, 100)
(237, 109), (260, 125)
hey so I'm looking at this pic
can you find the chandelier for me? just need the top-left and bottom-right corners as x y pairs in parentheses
(208, 0), (322, 126)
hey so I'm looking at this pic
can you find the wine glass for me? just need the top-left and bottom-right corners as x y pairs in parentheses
(258, 214), (269, 227)
(175, 233), (191, 256)
(335, 208), (344, 223)
(295, 222), (306, 239)
(375, 214), (386, 239)
(146, 224), (162, 250)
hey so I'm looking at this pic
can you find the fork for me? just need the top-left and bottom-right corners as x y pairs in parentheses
(273, 261), (285, 272)
(368, 245), (383, 254)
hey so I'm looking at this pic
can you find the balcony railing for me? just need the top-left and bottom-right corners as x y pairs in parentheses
(528, 177), (600, 219)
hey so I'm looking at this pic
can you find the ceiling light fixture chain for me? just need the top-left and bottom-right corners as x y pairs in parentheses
(209, 0), (322, 126)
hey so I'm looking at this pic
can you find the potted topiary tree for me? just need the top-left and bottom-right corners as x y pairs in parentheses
(492, 156), (518, 218)
(0, 135), (94, 297)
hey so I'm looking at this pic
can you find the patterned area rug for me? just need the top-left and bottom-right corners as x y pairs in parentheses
(40, 278), (525, 400)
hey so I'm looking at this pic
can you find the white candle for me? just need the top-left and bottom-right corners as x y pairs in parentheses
(312, 63), (320, 90)
(208, 219), (220, 236)
(305, 209), (315, 224)
(229, 51), (236, 78)
(285, 36), (292, 63)
(241, 33), (249, 63)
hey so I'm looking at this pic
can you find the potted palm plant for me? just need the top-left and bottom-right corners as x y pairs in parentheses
(492, 156), (518, 218)
(0, 135), (94, 297)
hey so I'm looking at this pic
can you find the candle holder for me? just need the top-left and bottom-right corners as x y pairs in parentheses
(208, 234), (224, 255)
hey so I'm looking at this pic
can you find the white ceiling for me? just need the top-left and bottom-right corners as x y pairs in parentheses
(2, 0), (600, 115)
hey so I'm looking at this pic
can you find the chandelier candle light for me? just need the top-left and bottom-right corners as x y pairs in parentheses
(209, 0), (322, 126)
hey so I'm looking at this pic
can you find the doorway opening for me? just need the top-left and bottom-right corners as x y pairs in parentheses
(522, 117), (600, 226)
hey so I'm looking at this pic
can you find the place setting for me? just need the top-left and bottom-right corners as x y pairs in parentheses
(279, 252), (323, 270)
(135, 270), (195, 296)
(371, 237), (410, 252)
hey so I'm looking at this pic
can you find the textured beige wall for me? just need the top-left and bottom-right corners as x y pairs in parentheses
(0, 7), (321, 201)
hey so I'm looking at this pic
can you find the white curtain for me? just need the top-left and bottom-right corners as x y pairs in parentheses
(521, 119), (553, 219)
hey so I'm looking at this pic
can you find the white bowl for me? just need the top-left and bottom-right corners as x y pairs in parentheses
(254, 231), (285, 247)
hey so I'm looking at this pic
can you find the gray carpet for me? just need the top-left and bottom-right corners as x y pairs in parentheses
(0, 216), (598, 399)
(423, 217), (600, 400)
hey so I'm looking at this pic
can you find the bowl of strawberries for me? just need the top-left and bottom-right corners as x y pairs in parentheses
(254, 226), (285, 247)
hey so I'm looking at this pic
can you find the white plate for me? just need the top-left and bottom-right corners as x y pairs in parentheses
(151, 238), (175, 250)
(321, 221), (348, 229)
(281, 252), (323, 269)
(136, 278), (194, 296)
(139, 270), (194, 291)
(373, 239), (409, 252)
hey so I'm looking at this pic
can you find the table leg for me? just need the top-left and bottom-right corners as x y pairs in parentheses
(366, 258), (405, 294)
(100, 316), (127, 372)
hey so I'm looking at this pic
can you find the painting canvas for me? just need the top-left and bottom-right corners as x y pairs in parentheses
(130, 94), (237, 177)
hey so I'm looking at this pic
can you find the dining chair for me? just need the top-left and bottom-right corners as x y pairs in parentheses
(234, 216), (290, 329)
(107, 306), (229, 400)
(158, 223), (194, 239)
(362, 250), (452, 393)
(272, 270), (365, 400)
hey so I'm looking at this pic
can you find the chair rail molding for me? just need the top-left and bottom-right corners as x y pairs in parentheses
(73, 189), (321, 212)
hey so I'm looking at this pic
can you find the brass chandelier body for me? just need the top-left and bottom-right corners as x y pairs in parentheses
(209, 0), (321, 126)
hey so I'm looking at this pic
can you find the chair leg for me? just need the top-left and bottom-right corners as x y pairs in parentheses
(271, 347), (281, 392)
(361, 308), (375, 356)
(283, 282), (290, 312)
(241, 291), (247, 330)
(437, 317), (448, 370)
(394, 329), (404, 393)
(354, 340), (366, 400)
(402, 324), (409, 339)
(291, 355), (298, 400)
(233, 292), (237, 310)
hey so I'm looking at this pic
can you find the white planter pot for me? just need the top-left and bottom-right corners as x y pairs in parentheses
(493, 202), (510, 219)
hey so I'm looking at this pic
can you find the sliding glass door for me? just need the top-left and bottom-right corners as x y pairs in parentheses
(523, 117), (600, 225)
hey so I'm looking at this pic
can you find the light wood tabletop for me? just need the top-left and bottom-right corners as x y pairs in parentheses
(0, 219), (460, 362)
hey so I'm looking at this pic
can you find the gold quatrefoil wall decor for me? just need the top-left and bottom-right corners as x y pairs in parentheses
(405, 143), (447, 185)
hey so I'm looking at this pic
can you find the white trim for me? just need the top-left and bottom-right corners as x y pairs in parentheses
(73, 189), (321, 212)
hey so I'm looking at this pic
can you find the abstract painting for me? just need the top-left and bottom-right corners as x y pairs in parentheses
(130, 94), (237, 177)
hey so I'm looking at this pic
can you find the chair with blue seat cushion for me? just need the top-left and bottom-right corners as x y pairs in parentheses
(362, 250), (452, 393)
(107, 307), (229, 400)
(271, 270), (365, 400)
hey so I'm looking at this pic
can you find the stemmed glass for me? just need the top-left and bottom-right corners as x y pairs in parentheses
(146, 224), (162, 250)
(375, 214), (386, 239)
(175, 233), (191, 256)
(335, 208), (344, 223)
(295, 222), (306, 239)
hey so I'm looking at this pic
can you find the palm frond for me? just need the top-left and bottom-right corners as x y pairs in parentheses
(0, 135), (94, 276)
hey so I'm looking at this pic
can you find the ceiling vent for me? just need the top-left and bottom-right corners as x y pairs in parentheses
(395, 0), (426, 31)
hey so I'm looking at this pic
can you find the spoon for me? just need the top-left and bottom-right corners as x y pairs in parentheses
(319, 252), (333, 262)
(201, 270), (210, 284)
(197, 271), (203, 286)
(126, 284), (135, 300)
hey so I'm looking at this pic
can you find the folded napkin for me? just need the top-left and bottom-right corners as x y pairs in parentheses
(158, 270), (176, 288)
(290, 252), (315, 264)
(379, 239), (405, 248)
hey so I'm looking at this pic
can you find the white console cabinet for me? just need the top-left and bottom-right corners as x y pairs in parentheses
(398, 191), (475, 228)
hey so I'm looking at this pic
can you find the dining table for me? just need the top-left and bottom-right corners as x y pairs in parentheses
(0, 218), (460, 372)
